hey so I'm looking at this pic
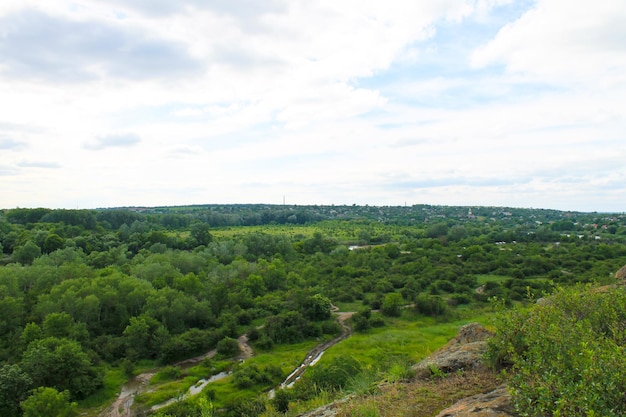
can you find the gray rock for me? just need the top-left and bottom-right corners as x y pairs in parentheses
(435, 385), (516, 417)
(413, 323), (492, 377)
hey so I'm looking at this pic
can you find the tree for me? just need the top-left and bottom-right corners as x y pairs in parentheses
(0, 364), (32, 417)
(190, 222), (213, 247)
(381, 293), (404, 317)
(12, 240), (41, 265)
(21, 337), (103, 399)
(42, 312), (74, 338)
(43, 234), (65, 254)
(122, 315), (170, 360)
(21, 387), (77, 417)
(21, 323), (43, 347)
(302, 294), (332, 321)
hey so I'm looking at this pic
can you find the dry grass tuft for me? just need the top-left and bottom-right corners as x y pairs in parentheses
(335, 368), (501, 417)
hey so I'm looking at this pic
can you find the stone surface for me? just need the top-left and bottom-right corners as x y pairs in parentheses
(615, 264), (626, 282)
(412, 323), (492, 377)
(297, 395), (354, 417)
(435, 385), (516, 417)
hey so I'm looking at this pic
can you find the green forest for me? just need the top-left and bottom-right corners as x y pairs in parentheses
(1, 204), (625, 417)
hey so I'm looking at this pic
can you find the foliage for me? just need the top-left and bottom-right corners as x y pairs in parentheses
(414, 294), (448, 317)
(272, 388), (291, 413)
(302, 294), (332, 321)
(488, 286), (626, 416)
(20, 387), (77, 417)
(153, 366), (182, 383)
(381, 293), (403, 317)
(0, 365), (32, 417)
(232, 363), (283, 389)
(305, 355), (362, 392)
(216, 337), (240, 357)
(0, 204), (625, 414)
(21, 337), (103, 400)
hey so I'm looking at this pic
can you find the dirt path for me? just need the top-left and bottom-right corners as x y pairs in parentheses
(237, 334), (254, 360)
(100, 334), (253, 417)
(102, 309), (353, 416)
(100, 371), (156, 417)
(279, 310), (355, 389)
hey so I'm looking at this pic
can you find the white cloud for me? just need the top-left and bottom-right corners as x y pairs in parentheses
(0, 0), (624, 211)
(84, 133), (141, 150)
(17, 160), (62, 168)
(0, 137), (27, 150)
(472, 0), (626, 85)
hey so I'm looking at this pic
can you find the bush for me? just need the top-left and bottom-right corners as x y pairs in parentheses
(488, 286), (626, 416)
(414, 293), (448, 317)
(352, 312), (371, 332)
(381, 293), (403, 317)
(232, 363), (283, 389)
(216, 337), (240, 357)
(272, 388), (291, 413)
(152, 366), (181, 382)
(369, 315), (385, 328)
(307, 355), (362, 392)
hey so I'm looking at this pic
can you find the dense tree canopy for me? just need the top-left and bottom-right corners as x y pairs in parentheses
(0, 204), (624, 416)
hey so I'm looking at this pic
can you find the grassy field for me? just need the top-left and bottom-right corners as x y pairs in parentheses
(321, 310), (491, 369)
(475, 274), (511, 285)
(83, 304), (496, 416)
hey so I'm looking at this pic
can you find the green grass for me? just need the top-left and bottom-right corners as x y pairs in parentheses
(244, 340), (323, 377)
(476, 274), (511, 284)
(78, 367), (126, 411)
(316, 310), (491, 369)
(78, 359), (165, 415)
(135, 340), (323, 411)
(211, 225), (320, 239)
(334, 300), (367, 312)
(92, 308), (493, 416)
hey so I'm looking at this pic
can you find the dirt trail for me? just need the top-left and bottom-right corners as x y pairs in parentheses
(100, 335), (252, 417)
(279, 309), (355, 389)
(100, 371), (156, 417)
(101, 310), (353, 416)
(237, 334), (254, 360)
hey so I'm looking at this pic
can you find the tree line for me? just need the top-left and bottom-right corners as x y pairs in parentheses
(0, 205), (625, 415)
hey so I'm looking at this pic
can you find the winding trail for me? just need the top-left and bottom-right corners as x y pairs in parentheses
(277, 309), (355, 390)
(100, 310), (353, 416)
(100, 371), (157, 417)
(99, 336), (253, 417)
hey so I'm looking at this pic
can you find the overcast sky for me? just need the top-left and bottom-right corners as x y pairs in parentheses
(1, 0), (625, 212)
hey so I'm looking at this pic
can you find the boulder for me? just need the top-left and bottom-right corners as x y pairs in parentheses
(413, 323), (492, 377)
(435, 385), (516, 417)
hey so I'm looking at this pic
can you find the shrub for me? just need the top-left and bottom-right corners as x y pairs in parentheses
(272, 388), (291, 413)
(232, 363), (283, 389)
(352, 312), (371, 332)
(369, 315), (385, 328)
(216, 337), (240, 357)
(153, 366), (181, 382)
(381, 293), (403, 317)
(307, 355), (362, 392)
(488, 286), (626, 416)
(414, 293), (447, 317)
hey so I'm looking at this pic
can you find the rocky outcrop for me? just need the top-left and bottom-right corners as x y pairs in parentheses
(298, 323), (517, 417)
(615, 264), (626, 282)
(435, 385), (516, 417)
(297, 395), (354, 417)
(412, 323), (492, 377)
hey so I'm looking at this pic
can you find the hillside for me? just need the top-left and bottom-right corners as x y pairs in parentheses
(0, 205), (625, 416)
(302, 282), (626, 417)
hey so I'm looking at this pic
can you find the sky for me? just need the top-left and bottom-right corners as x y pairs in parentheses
(1, 0), (625, 212)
